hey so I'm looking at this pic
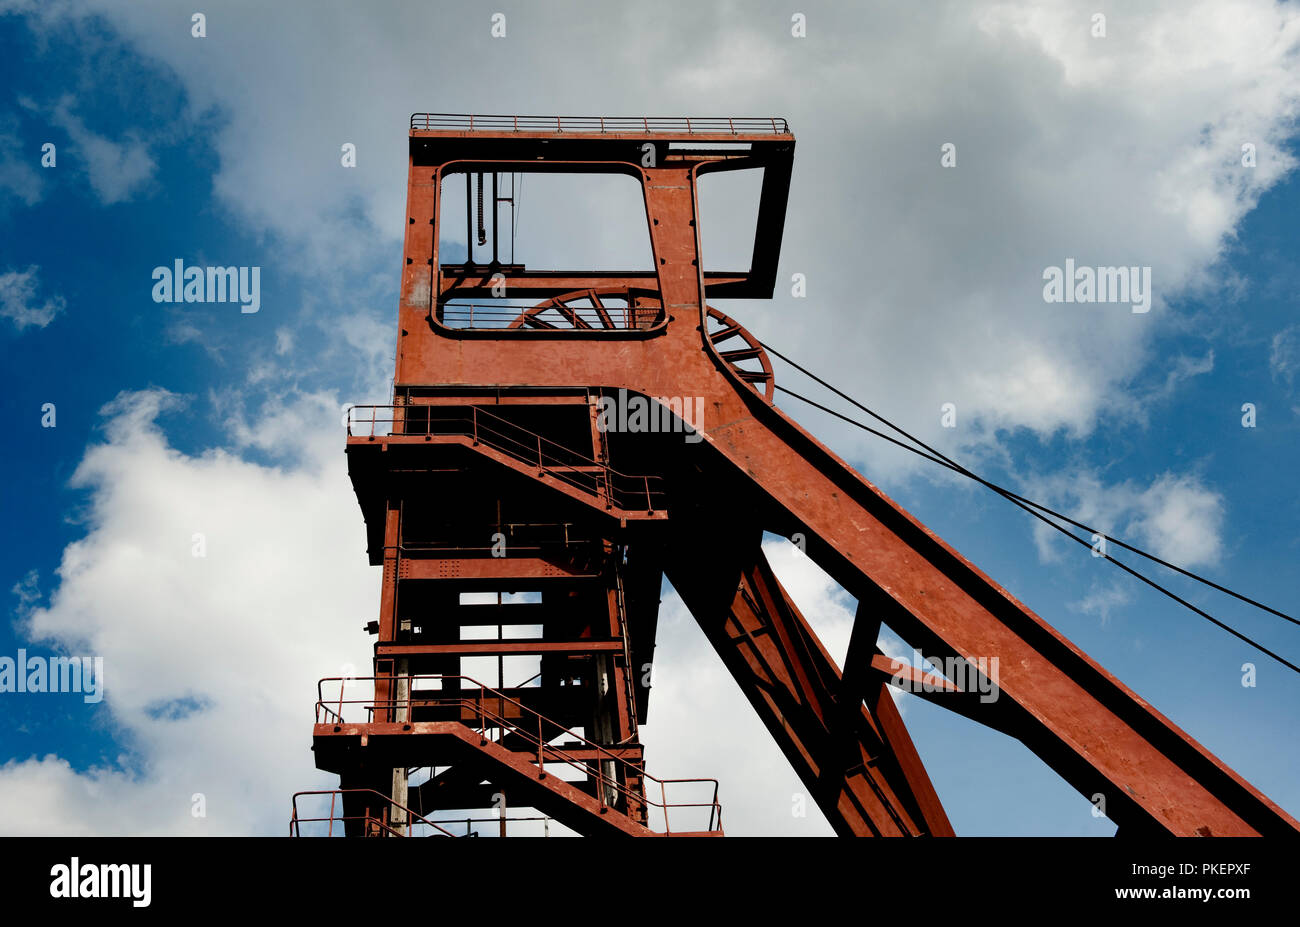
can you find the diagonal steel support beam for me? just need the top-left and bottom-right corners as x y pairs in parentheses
(665, 535), (953, 836)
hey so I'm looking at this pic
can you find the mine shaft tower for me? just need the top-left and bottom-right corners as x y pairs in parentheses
(292, 114), (1300, 837)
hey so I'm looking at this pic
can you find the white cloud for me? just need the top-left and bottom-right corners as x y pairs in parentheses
(1270, 324), (1300, 388)
(1133, 474), (1226, 567)
(0, 115), (43, 208)
(0, 389), (370, 835)
(1027, 470), (1226, 569)
(0, 265), (65, 330)
(1149, 351), (1215, 403)
(0, 397), (872, 836)
(7, 0), (1296, 454)
(10, 569), (41, 611)
(45, 95), (156, 205)
(0, 0), (1294, 835)
(1070, 581), (1132, 626)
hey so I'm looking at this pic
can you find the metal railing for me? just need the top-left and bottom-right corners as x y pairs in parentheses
(316, 675), (722, 835)
(290, 790), (554, 837)
(411, 113), (789, 135)
(290, 788), (460, 837)
(398, 520), (595, 555)
(437, 303), (664, 331)
(438, 304), (537, 330)
(346, 403), (666, 513)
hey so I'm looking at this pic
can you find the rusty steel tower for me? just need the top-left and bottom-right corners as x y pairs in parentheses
(291, 113), (1300, 837)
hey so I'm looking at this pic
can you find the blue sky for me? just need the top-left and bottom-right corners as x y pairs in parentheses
(1, 1), (1298, 836)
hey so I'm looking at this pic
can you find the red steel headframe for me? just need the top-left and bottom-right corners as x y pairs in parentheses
(310, 113), (1299, 837)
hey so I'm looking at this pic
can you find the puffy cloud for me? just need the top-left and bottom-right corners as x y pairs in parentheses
(1, 0), (1294, 835)
(0, 395), (872, 836)
(1026, 470), (1226, 569)
(1133, 473), (1226, 568)
(0, 389), (369, 835)
(6, 0), (1297, 452)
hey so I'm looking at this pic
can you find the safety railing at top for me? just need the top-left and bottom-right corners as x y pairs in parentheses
(316, 675), (722, 835)
(410, 113), (789, 135)
(290, 788), (460, 837)
(346, 403), (667, 513)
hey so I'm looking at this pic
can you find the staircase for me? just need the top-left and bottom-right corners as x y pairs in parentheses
(347, 402), (668, 521)
(311, 674), (724, 837)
